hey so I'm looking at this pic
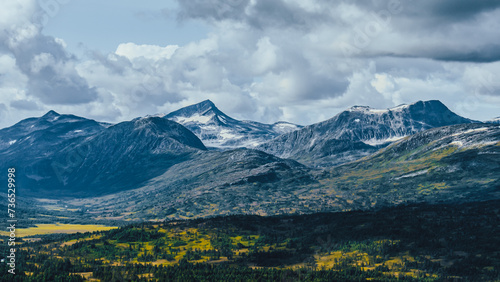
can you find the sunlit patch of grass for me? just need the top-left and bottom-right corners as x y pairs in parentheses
(475, 178), (496, 185)
(0, 224), (117, 237)
(315, 251), (349, 268)
(41, 205), (65, 211)
(312, 241), (440, 280)
(61, 234), (103, 247)
(417, 182), (448, 195)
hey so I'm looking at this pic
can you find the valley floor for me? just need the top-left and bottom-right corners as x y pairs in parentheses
(1, 200), (499, 281)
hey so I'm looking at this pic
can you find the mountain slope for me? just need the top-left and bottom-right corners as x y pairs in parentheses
(0, 111), (107, 185)
(50, 123), (500, 221)
(165, 100), (301, 149)
(258, 100), (476, 167)
(67, 148), (317, 219)
(6, 117), (207, 197)
(317, 123), (500, 209)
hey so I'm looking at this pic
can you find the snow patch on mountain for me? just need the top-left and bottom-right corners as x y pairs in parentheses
(395, 169), (428, 180)
(368, 109), (389, 114)
(452, 127), (489, 137)
(173, 113), (214, 124)
(450, 141), (463, 147)
(420, 125), (500, 151)
(363, 136), (406, 146)
(218, 129), (243, 140)
(272, 122), (302, 134)
(349, 104), (410, 115)
(391, 104), (411, 111)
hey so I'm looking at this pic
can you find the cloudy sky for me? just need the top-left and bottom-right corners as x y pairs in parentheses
(1, 0), (500, 128)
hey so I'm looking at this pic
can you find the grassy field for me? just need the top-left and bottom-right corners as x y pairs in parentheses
(0, 223), (117, 237)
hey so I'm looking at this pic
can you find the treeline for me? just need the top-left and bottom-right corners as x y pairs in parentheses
(93, 260), (415, 282)
(0, 256), (422, 282)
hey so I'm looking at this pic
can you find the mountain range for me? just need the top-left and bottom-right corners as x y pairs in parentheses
(0, 99), (498, 221)
(257, 100), (476, 167)
(1, 114), (206, 197)
(164, 99), (301, 149)
(57, 122), (499, 221)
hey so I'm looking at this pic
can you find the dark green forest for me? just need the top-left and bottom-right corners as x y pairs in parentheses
(1, 200), (499, 281)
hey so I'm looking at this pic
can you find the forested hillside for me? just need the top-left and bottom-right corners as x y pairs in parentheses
(1, 200), (499, 281)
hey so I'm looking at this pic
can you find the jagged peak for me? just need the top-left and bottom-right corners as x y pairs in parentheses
(198, 99), (216, 108)
(164, 100), (222, 118)
(42, 110), (60, 118)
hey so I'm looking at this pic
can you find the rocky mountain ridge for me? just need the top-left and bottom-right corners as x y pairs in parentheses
(258, 100), (476, 167)
(164, 100), (302, 149)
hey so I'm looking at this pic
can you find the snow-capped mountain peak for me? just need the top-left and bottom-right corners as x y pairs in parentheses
(258, 100), (476, 167)
(349, 103), (413, 115)
(348, 105), (387, 114)
(166, 100), (225, 118)
(164, 100), (301, 149)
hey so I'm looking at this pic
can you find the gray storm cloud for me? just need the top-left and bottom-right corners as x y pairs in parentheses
(0, 0), (499, 128)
